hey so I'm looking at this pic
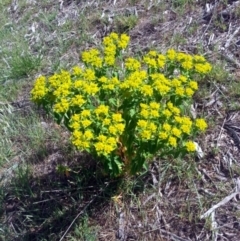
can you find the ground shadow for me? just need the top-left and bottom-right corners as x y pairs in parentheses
(0, 150), (126, 241)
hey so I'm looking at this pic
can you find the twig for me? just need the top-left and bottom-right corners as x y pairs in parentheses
(59, 184), (108, 241)
(144, 228), (191, 241)
(117, 211), (126, 240)
(2, 57), (10, 68)
(217, 117), (226, 145)
(221, 51), (240, 68)
(200, 192), (239, 219)
(225, 26), (240, 49)
(211, 212), (218, 241)
(33, 199), (53, 205)
(59, 196), (99, 241)
(201, 0), (218, 40)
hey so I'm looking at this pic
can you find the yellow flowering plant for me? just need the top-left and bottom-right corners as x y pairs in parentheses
(31, 33), (211, 177)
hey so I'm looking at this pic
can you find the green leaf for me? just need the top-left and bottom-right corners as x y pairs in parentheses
(129, 108), (136, 118)
(108, 160), (113, 170)
(113, 157), (123, 171)
(109, 98), (116, 106)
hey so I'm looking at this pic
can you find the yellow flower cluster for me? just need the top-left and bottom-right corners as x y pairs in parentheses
(82, 48), (102, 68)
(49, 70), (72, 93)
(136, 99), (206, 151)
(31, 32), (211, 175)
(125, 57), (141, 71)
(30, 76), (48, 102)
(143, 50), (166, 69)
(93, 112), (125, 156)
(120, 71), (147, 90)
(71, 130), (94, 149)
(104, 32), (129, 49)
(137, 102), (160, 141)
(69, 102), (125, 156)
(103, 32), (130, 66)
(101, 77), (120, 91)
(185, 141), (196, 152)
(195, 118), (208, 131)
(53, 98), (69, 114)
(94, 135), (117, 156)
(118, 68), (199, 99)
(72, 66), (83, 76)
(165, 49), (212, 74)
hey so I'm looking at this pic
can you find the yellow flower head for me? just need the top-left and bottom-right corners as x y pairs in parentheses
(149, 102), (160, 110)
(83, 68), (96, 82)
(162, 109), (172, 118)
(71, 114), (81, 122)
(182, 117), (192, 126)
(103, 36), (113, 46)
(157, 54), (166, 68)
(109, 125), (118, 135)
(163, 123), (171, 132)
(72, 66), (83, 76)
(95, 104), (109, 116)
(195, 118), (208, 131)
(112, 113), (123, 122)
(171, 127), (182, 138)
(148, 122), (157, 132)
(185, 87), (194, 97)
(107, 137), (117, 146)
(97, 134), (107, 142)
(178, 75), (188, 83)
(140, 103), (149, 109)
(175, 87), (185, 97)
(141, 85), (153, 97)
(175, 116), (183, 124)
(115, 123), (125, 133)
(140, 109), (149, 119)
(73, 79), (84, 89)
(103, 118), (111, 126)
(82, 48), (102, 68)
(181, 124), (191, 134)
(99, 76), (108, 83)
(188, 81), (198, 90)
(166, 49), (176, 61)
(70, 121), (80, 130)
(195, 63), (212, 74)
(143, 56), (157, 68)
(171, 79), (181, 87)
(125, 58), (141, 71)
(53, 99), (69, 113)
(71, 95), (85, 106)
(109, 32), (119, 41)
(81, 119), (92, 128)
(182, 60), (193, 70)
(185, 141), (196, 152)
(84, 130), (94, 140)
(137, 119), (148, 129)
(150, 109), (159, 118)
(193, 55), (206, 63)
(104, 54), (115, 66)
(83, 83), (99, 95)
(140, 129), (152, 140)
(159, 131), (168, 140)
(31, 76), (48, 101)
(172, 107), (180, 115)
(81, 110), (91, 118)
(118, 33), (130, 49)
(168, 136), (177, 147)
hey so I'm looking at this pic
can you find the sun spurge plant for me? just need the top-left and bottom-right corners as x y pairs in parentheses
(31, 32), (210, 177)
